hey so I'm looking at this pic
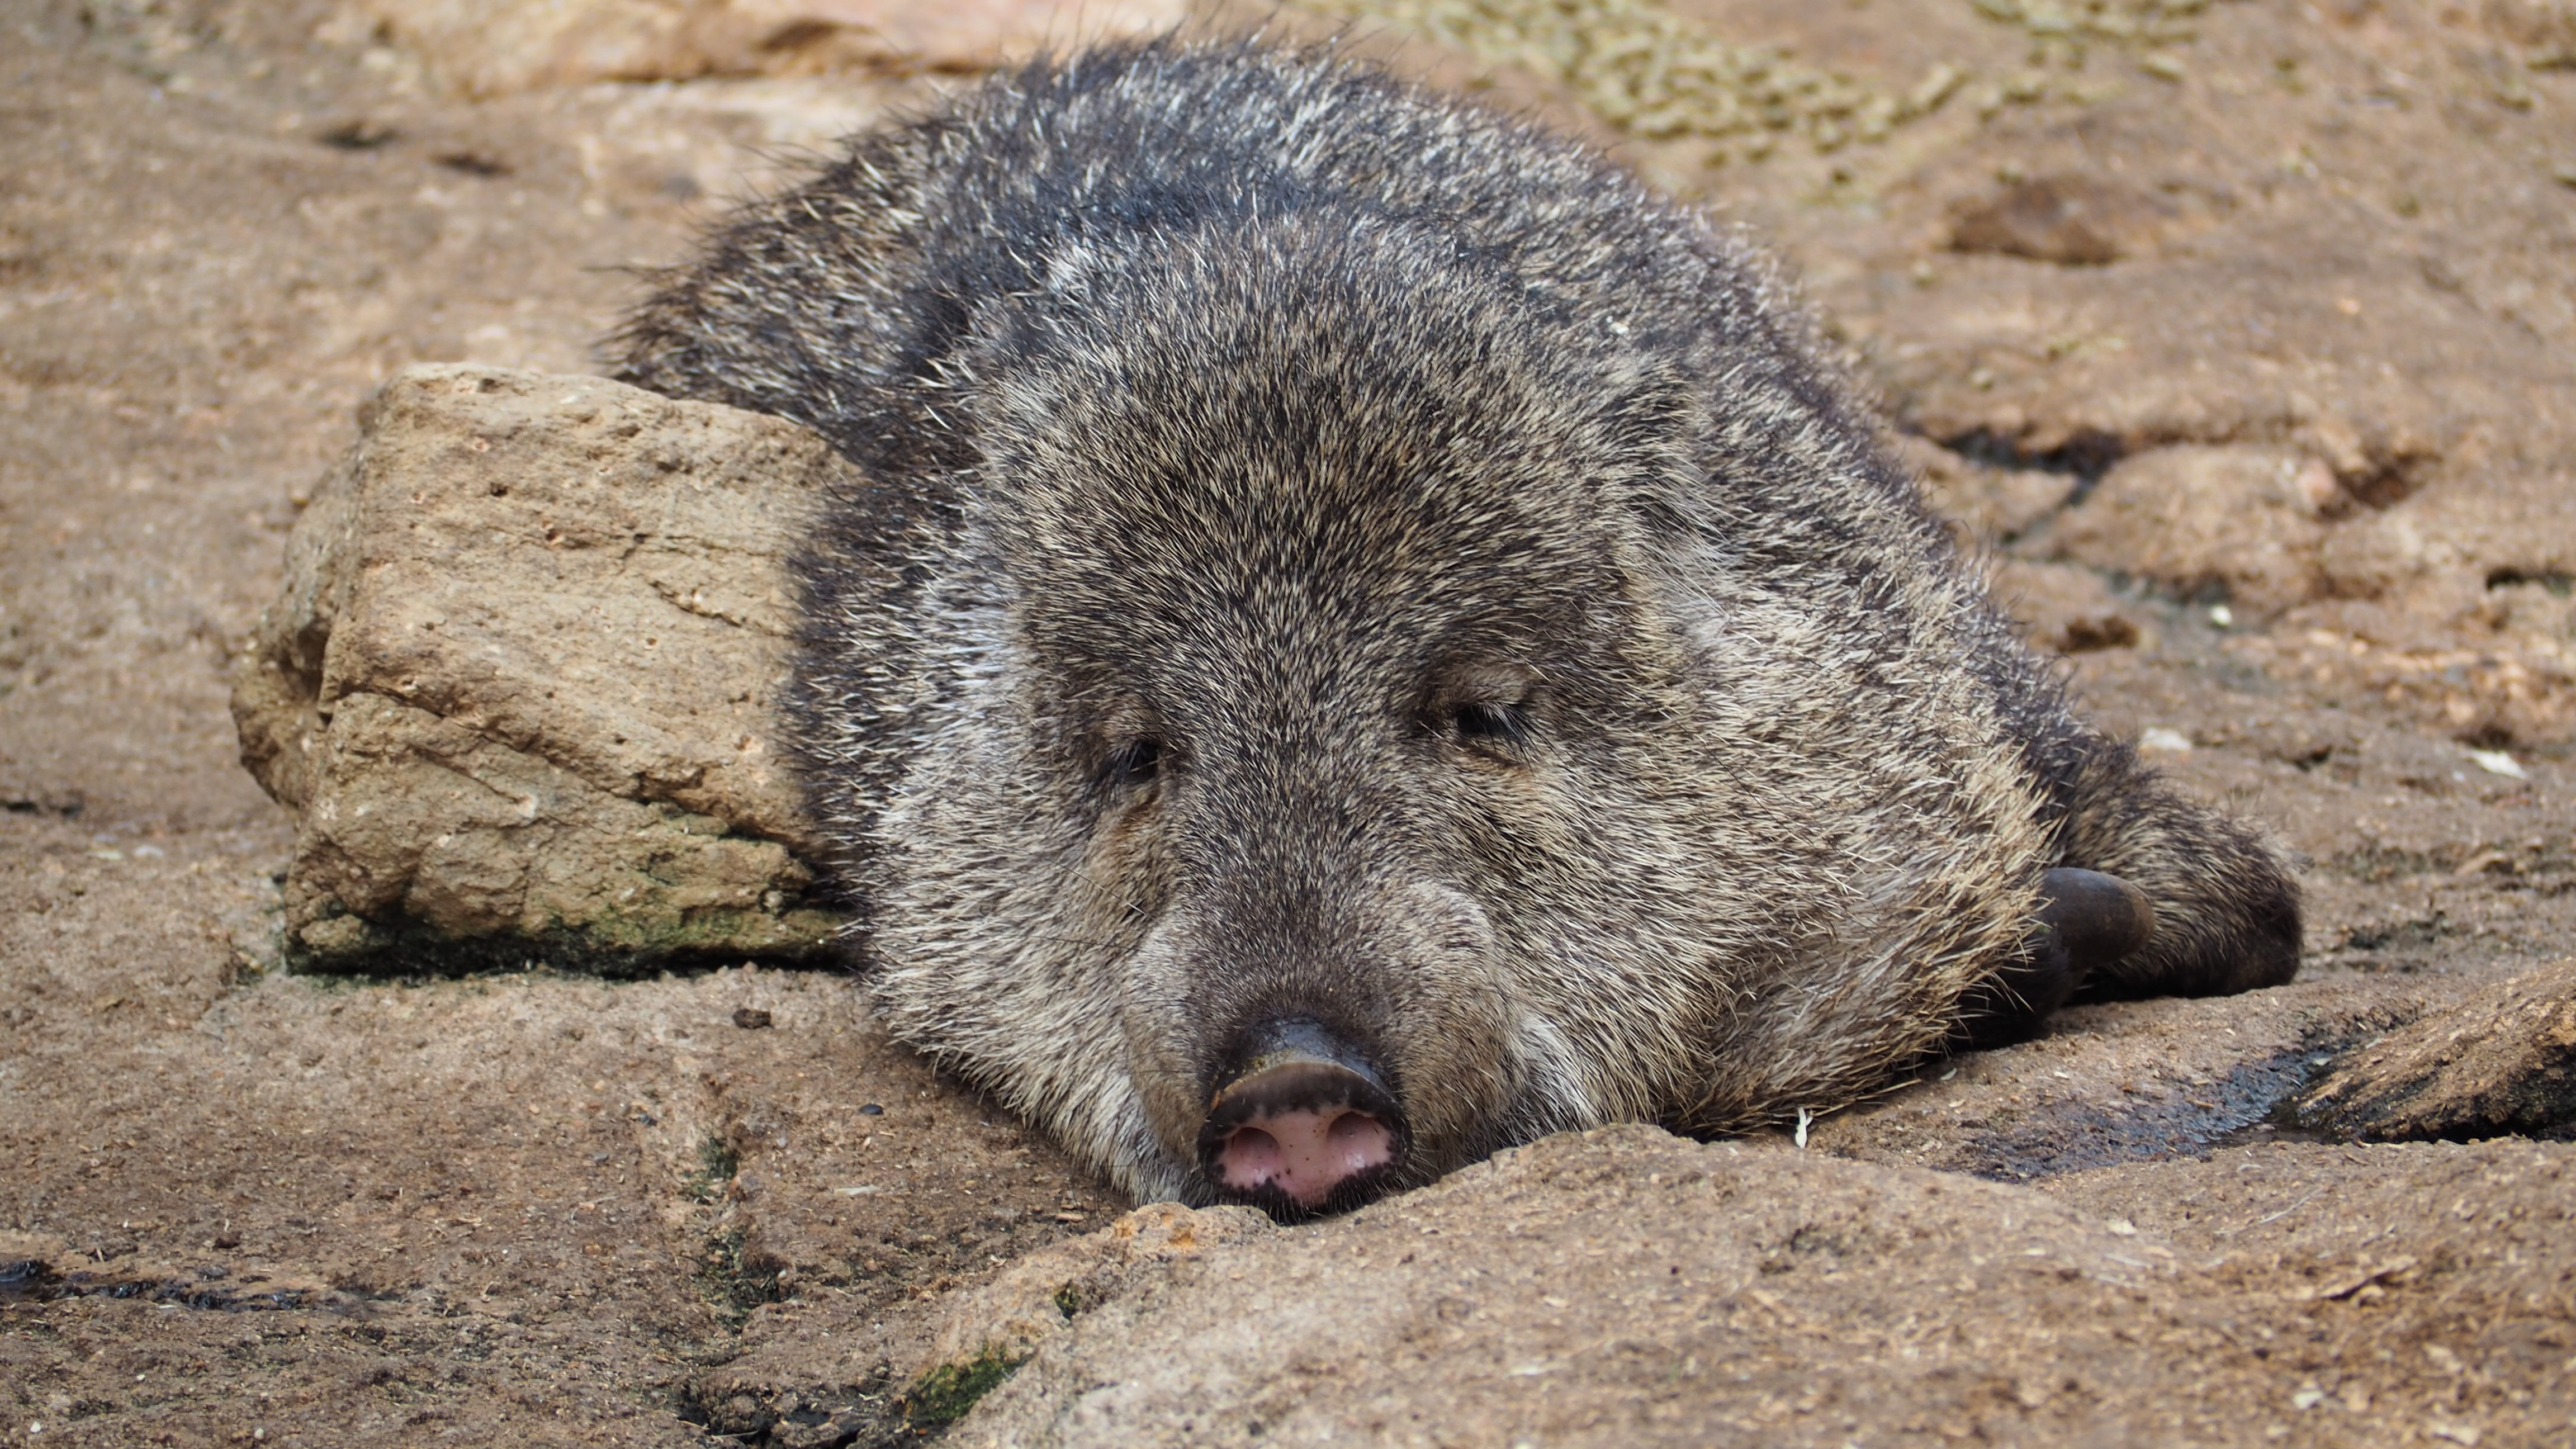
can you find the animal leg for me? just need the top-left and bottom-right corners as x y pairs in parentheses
(1950, 868), (2156, 1049)
(2049, 736), (2302, 1001)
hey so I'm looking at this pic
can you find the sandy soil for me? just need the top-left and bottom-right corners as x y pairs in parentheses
(3, 0), (2572, 1444)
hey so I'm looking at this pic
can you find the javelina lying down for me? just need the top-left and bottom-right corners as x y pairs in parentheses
(616, 39), (2300, 1216)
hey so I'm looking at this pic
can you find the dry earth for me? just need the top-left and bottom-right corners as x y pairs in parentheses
(3, 0), (2573, 1445)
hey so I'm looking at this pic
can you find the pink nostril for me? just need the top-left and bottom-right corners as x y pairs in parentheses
(1218, 1108), (1393, 1207)
(1223, 1125), (1284, 1178)
(1325, 1110), (1392, 1176)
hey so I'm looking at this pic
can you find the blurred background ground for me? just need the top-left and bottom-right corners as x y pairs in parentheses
(1, 0), (2571, 1444)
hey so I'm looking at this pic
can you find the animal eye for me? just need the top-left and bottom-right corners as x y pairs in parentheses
(1103, 738), (1162, 788)
(1450, 702), (1528, 749)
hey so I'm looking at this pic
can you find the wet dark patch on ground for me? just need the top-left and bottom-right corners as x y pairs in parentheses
(1955, 1046), (2331, 1180)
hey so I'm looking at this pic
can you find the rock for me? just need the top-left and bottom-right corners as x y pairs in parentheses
(1895, 432), (2074, 546)
(946, 1126), (2186, 1447)
(1986, 557), (2148, 655)
(840, 970), (2531, 1438)
(1895, 437), (2151, 658)
(933, 1124), (2576, 1447)
(345, 0), (1190, 97)
(923, 1202), (1275, 1367)
(2040, 444), (2334, 620)
(2298, 957), (2576, 1143)
(230, 364), (847, 973)
(2035, 1138), (2576, 1444)
(1947, 173), (2177, 266)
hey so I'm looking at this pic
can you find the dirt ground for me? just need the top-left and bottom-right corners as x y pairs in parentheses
(2, 0), (2572, 1445)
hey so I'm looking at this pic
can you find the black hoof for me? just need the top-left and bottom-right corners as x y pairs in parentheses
(2037, 866), (2157, 974)
(1949, 868), (2158, 1052)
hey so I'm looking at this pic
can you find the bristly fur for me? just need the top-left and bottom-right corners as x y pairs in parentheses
(613, 37), (2301, 1205)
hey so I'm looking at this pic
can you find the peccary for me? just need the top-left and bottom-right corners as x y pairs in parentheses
(615, 39), (2300, 1216)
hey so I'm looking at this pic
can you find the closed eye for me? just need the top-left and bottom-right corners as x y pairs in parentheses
(1102, 738), (1162, 788)
(1450, 701), (1530, 750)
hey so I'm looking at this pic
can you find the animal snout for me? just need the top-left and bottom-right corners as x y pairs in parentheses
(1197, 1019), (1405, 1215)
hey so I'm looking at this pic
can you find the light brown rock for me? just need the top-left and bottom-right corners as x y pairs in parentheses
(2299, 956), (2576, 1143)
(1947, 172), (2179, 266)
(925, 1201), (1276, 1370)
(946, 1127), (2187, 1447)
(933, 1125), (2576, 1447)
(2042, 443), (2334, 620)
(1894, 432), (2075, 547)
(1986, 557), (2148, 655)
(230, 364), (846, 972)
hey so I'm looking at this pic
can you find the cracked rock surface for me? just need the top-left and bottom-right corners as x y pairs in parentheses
(230, 364), (845, 973)
(930, 1128), (2576, 1448)
(2298, 956), (2576, 1144)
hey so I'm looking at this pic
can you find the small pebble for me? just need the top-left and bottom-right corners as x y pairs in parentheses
(2466, 749), (2527, 780)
